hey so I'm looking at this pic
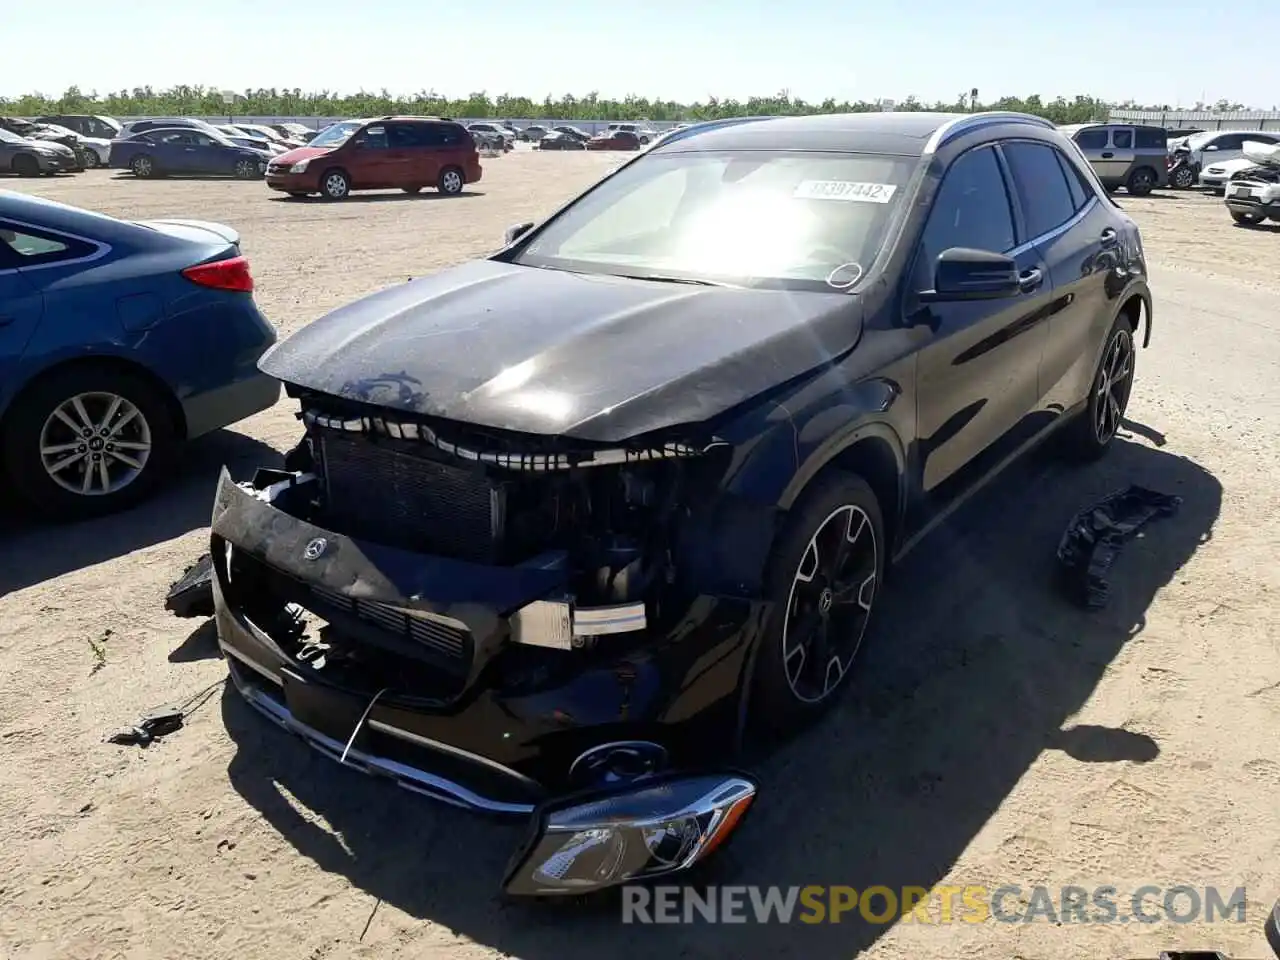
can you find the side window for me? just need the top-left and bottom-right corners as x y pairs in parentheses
(387, 123), (422, 148)
(1214, 134), (1245, 150)
(1075, 129), (1108, 150)
(916, 146), (1015, 286)
(1055, 151), (1090, 211)
(193, 133), (218, 147)
(1001, 141), (1077, 240)
(438, 124), (465, 146)
(0, 224), (93, 268)
(1134, 127), (1167, 149)
(355, 125), (388, 149)
(1111, 128), (1134, 149)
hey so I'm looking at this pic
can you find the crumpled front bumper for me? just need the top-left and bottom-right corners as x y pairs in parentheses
(210, 467), (768, 814)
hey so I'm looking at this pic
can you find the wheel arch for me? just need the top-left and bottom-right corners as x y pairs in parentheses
(1116, 286), (1151, 347)
(1, 355), (187, 443)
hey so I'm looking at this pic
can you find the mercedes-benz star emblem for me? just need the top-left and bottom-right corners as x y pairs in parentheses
(818, 587), (834, 614)
(303, 537), (328, 561)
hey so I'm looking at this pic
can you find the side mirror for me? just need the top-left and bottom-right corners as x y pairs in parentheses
(920, 247), (1021, 303)
(1204, 143), (1219, 151)
(504, 221), (535, 246)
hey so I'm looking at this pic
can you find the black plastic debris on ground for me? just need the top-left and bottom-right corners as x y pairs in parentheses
(106, 707), (185, 747)
(1057, 485), (1182, 609)
(165, 553), (214, 618)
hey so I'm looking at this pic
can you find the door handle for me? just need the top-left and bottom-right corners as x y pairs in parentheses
(1018, 268), (1044, 293)
(1099, 228), (1118, 249)
(1101, 151), (1114, 159)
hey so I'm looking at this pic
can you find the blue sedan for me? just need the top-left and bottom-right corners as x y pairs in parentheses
(0, 190), (279, 518)
(108, 127), (269, 179)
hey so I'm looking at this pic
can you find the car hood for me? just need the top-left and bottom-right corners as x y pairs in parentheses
(259, 259), (862, 443)
(273, 145), (334, 165)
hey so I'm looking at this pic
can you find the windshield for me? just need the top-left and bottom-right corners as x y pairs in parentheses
(309, 121), (361, 147)
(1186, 132), (1215, 149)
(511, 150), (915, 291)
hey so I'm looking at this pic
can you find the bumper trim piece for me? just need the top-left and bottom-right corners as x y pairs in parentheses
(226, 656), (537, 816)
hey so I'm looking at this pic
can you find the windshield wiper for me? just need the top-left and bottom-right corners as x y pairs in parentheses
(615, 273), (733, 287)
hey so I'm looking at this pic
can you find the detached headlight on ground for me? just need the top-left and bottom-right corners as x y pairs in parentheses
(290, 160), (310, 173)
(503, 773), (756, 896)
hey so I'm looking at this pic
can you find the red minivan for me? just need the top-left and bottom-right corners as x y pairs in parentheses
(265, 116), (483, 200)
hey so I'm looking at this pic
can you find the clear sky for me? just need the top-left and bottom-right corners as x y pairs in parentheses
(5, 0), (1278, 108)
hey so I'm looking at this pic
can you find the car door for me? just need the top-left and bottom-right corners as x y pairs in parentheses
(1104, 126), (1136, 181)
(0, 231), (46, 399)
(1001, 140), (1115, 418)
(148, 131), (191, 172)
(911, 144), (1052, 501)
(347, 124), (390, 188)
(1071, 127), (1111, 184)
(190, 132), (233, 174)
(385, 122), (427, 187)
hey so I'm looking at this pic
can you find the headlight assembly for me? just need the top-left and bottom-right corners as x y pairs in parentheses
(290, 159), (311, 173)
(503, 772), (757, 896)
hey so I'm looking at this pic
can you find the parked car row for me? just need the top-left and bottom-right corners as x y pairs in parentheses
(0, 117), (100, 174)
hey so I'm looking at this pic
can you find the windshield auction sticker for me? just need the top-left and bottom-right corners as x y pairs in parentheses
(793, 180), (898, 203)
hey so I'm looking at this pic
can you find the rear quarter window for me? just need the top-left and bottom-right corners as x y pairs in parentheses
(1134, 127), (1167, 149)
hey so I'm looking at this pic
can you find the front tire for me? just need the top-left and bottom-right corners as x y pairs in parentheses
(131, 154), (157, 178)
(2, 366), (179, 520)
(12, 154), (41, 177)
(1062, 315), (1135, 461)
(750, 472), (884, 732)
(437, 166), (464, 195)
(321, 168), (350, 200)
(1230, 210), (1266, 226)
(1170, 166), (1195, 189)
(83, 151), (101, 169)
(234, 158), (260, 179)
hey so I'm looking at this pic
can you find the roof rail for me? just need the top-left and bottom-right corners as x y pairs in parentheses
(925, 111), (1058, 154)
(653, 115), (778, 148)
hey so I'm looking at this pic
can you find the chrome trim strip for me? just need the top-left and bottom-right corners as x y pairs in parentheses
(923, 111), (1057, 157)
(220, 639), (282, 685)
(226, 664), (537, 816)
(302, 408), (716, 471)
(573, 602), (647, 636)
(366, 720), (542, 787)
(0, 214), (112, 277)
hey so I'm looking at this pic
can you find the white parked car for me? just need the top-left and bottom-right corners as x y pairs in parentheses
(1183, 129), (1280, 183)
(1223, 140), (1280, 227)
(1199, 156), (1258, 194)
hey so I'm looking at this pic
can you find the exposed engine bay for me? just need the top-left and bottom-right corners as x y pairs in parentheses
(209, 388), (757, 702)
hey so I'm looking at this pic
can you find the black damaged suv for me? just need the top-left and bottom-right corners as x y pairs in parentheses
(209, 112), (1152, 896)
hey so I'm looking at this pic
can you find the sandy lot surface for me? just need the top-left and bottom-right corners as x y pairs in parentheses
(0, 156), (1277, 960)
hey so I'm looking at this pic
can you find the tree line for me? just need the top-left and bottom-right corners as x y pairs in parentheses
(0, 86), (1137, 123)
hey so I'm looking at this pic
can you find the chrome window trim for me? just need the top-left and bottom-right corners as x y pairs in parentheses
(0, 216), (111, 277)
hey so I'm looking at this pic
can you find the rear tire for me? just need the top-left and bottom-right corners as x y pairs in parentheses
(234, 158), (260, 179)
(749, 472), (884, 734)
(83, 151), (100, 169)
(320, 168), (350, 200)
(1126, 166), (1156, 197)
(12, 154), (40, 177)
(2, 365), (180, 520)
(1170, 166), (1195, 189)
(437, 166), (464, 195)
(1062, 314), (1135, 461)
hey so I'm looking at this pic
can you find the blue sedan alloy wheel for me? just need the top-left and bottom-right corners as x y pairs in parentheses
(3, 366), (178, 519)
(39, 392), (152, 496)
(234, 158), (260, 180)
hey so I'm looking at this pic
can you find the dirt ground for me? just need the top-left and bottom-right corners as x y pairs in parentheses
(1, 154), (1277, 960)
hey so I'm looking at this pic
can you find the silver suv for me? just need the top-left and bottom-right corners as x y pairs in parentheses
(1062, 123), (1169, 196)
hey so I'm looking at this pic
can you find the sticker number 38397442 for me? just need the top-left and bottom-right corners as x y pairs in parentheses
(793, 180), (898, 203)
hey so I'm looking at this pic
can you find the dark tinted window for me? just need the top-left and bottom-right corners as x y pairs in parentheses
(1213, 133), (1246, 150)
(354, 125), (388, 149)
(1055, 152), (1090, 211)
(1075, 129), (1108, 149)
(389, 123), (428, 147)
(1001, 141), (1077, 239)
(1111, 128), (1133, 149)
(1135, 126), (1167, 149)
(438, 123), (466, 146)
(918, 146), (1015, 285)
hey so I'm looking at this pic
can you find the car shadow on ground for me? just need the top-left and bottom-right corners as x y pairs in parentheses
(270, 192), (484, 204)
(0, 428), (279, 597)
(222, 432), (1220, 959)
